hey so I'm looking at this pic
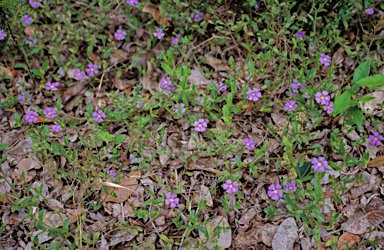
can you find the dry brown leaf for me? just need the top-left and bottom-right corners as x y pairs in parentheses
(142, 2), (170, 26)
(142, 61), (157, 95)
(337, 232), (360, 250)
(235, 99), (254, 113)
(374, 19), (384, 32)
(0, 66), (14, 82)
(193, 185), (213, 207)
(187, 70), (211, 89)
(204, 56), (230, 71)
(24, 26), (38, 36)
(367, 155), (384, 168)
(11, 158), (40, 185)
(34, 115), (56, 124)
(199, 216), (231, 248)
(100, 170), (140, 203)
(4, 107), (16, 112)
(90, 53), (100, 64)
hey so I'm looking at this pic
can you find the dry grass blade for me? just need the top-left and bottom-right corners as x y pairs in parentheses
(100, 170), (141, 203)
(99, 182), (136, 191)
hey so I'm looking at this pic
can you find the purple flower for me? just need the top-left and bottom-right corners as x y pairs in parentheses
(43, 107), (56, 119)
(292, 79), (306, 90)
(25, 36), (37, 47)
(285, 182), (296, 192)
(86, 63), (99, 76)
(173, 103), (186, 115)
(193, 118), (207, 132)
(163, 83), (175, 94)
(29, 0), (42, 8)
(242, 138), (255, 150)
(107, 170), (116, 177)
(26, 110), (38, 123)
(191, 12), (203, 22)
(0, 110), (3, 115)
(323, 102), (334, 114)
(365, 8), (374, 15)
(315, 91), (330, 105)
(0, 29), (7, 40)
(45, 81), (59, 91)
(52, 121), (62, 132)
(133, 103), (143, 109)
(73, 69), (85, 80)
(216, 82), (227, 93)
(223, 180), (239, 194)
(165, 193), (179, 208)
(268, 184), (283, 201)
(254, 2), (260, 8)
(296, 31), (305, 37)
(246, 88), (262, 101)
(369, 132), (383, 146)
(320, 53), (331, 66)
(18, 91), (31, 104)
(311, 157), (329, 172)
(289, 89), (298, 96)
(284, 101), (298, 111)
(153, 28), (165, 39)
(114, 29), (127, 40)
(126, 0), (138, 6)
(93, 110), (106, 123)
(160, 77), (172, 88)
(172, 34), (181, 45)
(20, 15), (32, 25)
(19, 211), (25, 215)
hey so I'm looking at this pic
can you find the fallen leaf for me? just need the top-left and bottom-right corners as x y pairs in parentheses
(142, 61), (158, 95)
(332, 47), (344, 66)
(0, 66), (14, 82)
(4, 107), (16, 112)
(337, 232), (360, 250)
(187, 70), (211, 89)
(261, 224), (278, 247)
(199, 216), (231, 249)
(271, 217), (298, 250)
(90, 53), (100, 64)
(11, 158), (40, 185)
(367, 155), (384, 168)
(142, 2), (170, 26)
(34, 116), (56, 124)
(235, 99), (254, 113)
(342, 198), (384, 234)
(313, 242), (326, 250)
(374, 19), (384, 32)
(193, 185), (213, 207)
(24, 26), (36, 36)
(100, 170), (140, 203)
(235, 222), (263, 246)
(203, 56), (230, 71)
(359, 86), (384, 116)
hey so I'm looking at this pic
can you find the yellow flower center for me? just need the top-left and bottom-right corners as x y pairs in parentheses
(219, 87), (222, 90)
(98, 115), (101, 117)
(319, 162), (322, 166)
(252, 93), (255, 95)
(289, 105), (292, 108)
(198, 124), (202, 127)
(274, 190), (278, 193)
(169, 199), (173, 202)
(158, 32), (161, 34)
(290, 186), (293, 189)
(298, 83), (301, 85)
(119, 33), (122, 36)
(78, 72), (81, 75)
(375, 137), (378, 140)
(91, 68), (94, 70)
(247, 143), (249, 145)
(321, 95), (324, 99)
(327, 106), (330, 109)
(165, 81), (168, 84)
(50, 85), (53, 88)
(168, 87), (172, 89)
(48, 112), (51, 115)
(324, 58), (327, 61)
(230, 184), (233, 188)
(136, 105), (139, 108)
(31, 115), (34, 118)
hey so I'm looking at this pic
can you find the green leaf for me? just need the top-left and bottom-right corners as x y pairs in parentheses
(0, 143), (9, 151)
(114, 134), (125, 144)
(353, 58), (370, 83)
(103, 47), (114, 58)
(333, 90), (351, 117)
(359, 96), (375, 102)
(41, 60), (49, 71)
(356, 74), (384, 87)
(31, 69), (41, 76)
(14, 63), (29, 71)
(348, 107), (364, 129)
(314, 178), (323, 198)
(99, 131), (113, 142)
(295, 162), (313, 181)
(56, 99), (62, 111)
(248, 60), (255, 75)
(161, 62), (173, 78)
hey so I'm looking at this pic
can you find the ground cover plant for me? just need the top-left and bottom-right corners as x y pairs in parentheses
(1, 0), (384, 249)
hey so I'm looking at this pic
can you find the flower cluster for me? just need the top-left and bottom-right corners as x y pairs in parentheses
(296, 31), (305, 37)
(160, 77), (175, 94)
(154, 28), (164, 39)
(216, 82), (227, 93)
(369, 132), (383, 146)
(173, 103), (186, 115)
(315, 91), (334, 114)
(267, 182), (297, 200)
(172, 34), (181, 45)
(26, 36), (37, 47)
(107, 170), (116, 177)
(20, 14), (32, 26)
(73, 63), (99, 80)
